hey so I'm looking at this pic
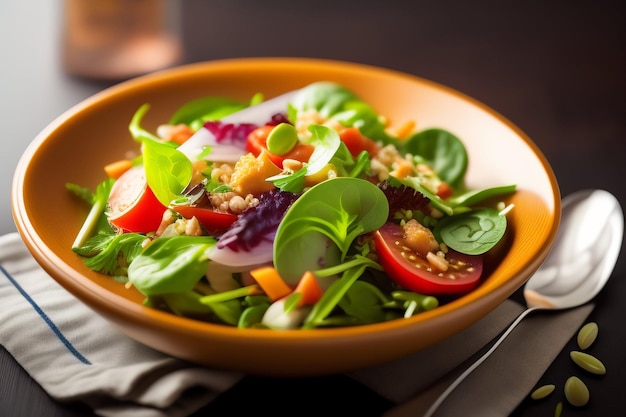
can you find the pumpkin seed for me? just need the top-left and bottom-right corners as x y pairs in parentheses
(531, 384), (556, 400)
(570, 350), (607, 375)
(564, 376), (589, 407)
(577, 322), (599, 350)
(554, 401), (563, 417)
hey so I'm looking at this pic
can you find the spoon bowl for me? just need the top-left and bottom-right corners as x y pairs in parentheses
(524, 189), (623, 309)
(425, 188), (623, 417)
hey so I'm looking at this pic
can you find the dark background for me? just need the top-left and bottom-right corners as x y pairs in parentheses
(1, 1), (624, 416)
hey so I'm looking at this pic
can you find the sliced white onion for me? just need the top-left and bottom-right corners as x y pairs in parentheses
(206, 261), (269, 292)
(176, 127), (217, 159)
(176, 128), (246, 162)
(220, 89), (300, 125)
(207, 239), (274, 267)
(261, 298), (312, 330)
(203, 143), (247, 163)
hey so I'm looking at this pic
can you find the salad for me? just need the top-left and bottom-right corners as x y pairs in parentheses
(68, 81), (516, 330)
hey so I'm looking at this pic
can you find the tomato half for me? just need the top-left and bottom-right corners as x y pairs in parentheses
(107, 166), (167, 233)
(373, 222), (483, 295)
(173, 206), (237, 235)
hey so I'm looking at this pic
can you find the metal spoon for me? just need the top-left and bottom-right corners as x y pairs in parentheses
(424, 189), (623, 417)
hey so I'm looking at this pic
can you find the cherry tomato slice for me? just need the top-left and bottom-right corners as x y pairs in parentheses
(373, 222), (483, 295)
(245, 125), (284, 166)
(173, 206), (237, 235)
(245, 125), (314, 167)
(338, 127), (381, 157)
(281, 143), (314, 163)
(107, 166), (167, 233)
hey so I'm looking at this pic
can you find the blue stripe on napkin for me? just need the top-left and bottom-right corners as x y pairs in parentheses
(0, 264), (92, 365)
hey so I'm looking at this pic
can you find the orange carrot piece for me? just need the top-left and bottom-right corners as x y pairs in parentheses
(249, 266), (292, 301)
(169, 124), (195, 145)
(437, 182), (453, 199)
(393, 120), (416, 139)
(104, 159), (133, 179)
(293, 271), (324, 307)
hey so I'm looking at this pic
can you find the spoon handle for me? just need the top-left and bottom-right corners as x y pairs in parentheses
(423, 306), (539, 417)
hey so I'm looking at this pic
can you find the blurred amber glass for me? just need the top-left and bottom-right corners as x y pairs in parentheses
(62, 0), (182, 80)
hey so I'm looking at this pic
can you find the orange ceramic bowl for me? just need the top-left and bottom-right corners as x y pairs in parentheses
(12, 58), (560, 376)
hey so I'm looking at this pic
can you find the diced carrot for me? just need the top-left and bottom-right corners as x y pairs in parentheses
(249, 266), (292, 301)
(104, 159), (133, 179)
(390, 159), (414, 179)
(169, 124), (195, 145)
(437, 182), (453, 199)
(393, 120), (416, 139)
(293, 271), (324, 307)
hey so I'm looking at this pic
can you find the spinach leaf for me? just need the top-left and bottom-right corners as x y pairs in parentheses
(128, 102), (193, 206)
(337, 280), (389, 323)
(433, 208), (507, 255)
(158, 291), (243, 326)
(273, 177), (389, 284)
(168, 96), (248, 130)
(273, 220), (343, 284)
(305, 124), (341, 174)
(290, 82), (393, 144)
(402, 128), (468, 189)
(129, 104), (161, 142)
(205, 299), (242, 325)
(446, 184), (516, 208)
(291, 81), (356, 117)
(128, 236), (215, 295)
(267, 167), (307, 193)
(141, 138), (193, 206)
(160, 290), (214, 314)
(393, 176), (454, 216)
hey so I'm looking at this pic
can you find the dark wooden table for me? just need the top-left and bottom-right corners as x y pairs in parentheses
(1, 1), (625, 415)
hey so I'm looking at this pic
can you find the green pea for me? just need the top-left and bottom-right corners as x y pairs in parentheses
(266, 123), (299, 155)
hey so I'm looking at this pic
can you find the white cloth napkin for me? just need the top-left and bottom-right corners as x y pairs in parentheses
(0, 233), (242, 417)
(0, 232), (593, 416)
